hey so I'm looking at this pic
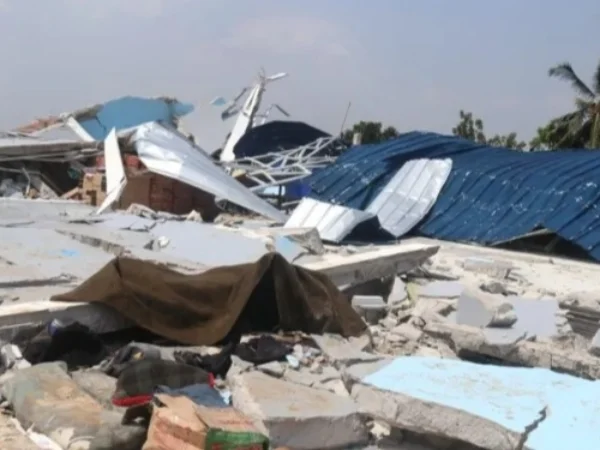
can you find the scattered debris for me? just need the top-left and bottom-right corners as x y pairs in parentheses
(2, 90), (600, 450)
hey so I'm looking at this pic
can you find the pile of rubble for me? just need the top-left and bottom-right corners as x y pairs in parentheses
(2, 92), (600, 450)
(0, 203), (599, 449)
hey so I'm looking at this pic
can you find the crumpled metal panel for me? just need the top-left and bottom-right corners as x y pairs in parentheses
(284, 197), (373, 242)
(132, 122), (287, 223)
(306, 131), (600, 260)
(366, 158), (452, 237)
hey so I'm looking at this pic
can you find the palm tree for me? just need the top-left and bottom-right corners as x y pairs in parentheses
(548, 61), (600, 148)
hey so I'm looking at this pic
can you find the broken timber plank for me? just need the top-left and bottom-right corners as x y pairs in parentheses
(0, 242), (439, 337)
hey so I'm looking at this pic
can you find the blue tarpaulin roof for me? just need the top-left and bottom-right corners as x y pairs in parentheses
(306, 131), (600, 260)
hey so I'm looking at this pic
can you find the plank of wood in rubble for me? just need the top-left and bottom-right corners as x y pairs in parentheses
(0, 242), (438, 337)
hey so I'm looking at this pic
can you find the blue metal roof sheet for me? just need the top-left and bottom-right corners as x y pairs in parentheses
(305, 131), (600, 260)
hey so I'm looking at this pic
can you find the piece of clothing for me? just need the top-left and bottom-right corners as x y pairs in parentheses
(174, 335), (293, 378)
(235, 335), (293, 365)
(112, 359), (214, 407)
(20, 321), (107, 370)
(174, 340), (237, 378)
(51, 253), (366, 345)
(101, 342), (162, 377)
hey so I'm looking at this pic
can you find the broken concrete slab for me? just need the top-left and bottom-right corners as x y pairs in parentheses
(257, 361), (286, 378)
(390, 324), (423, 343)
(388, 277), (408, 304)
(418, 280), (464, 299)
(0, 198), (94, 222)
(343, 358), (395, 383)
(150, 221), (274, 267)
(560, 292), (600, 338)
(411, 298), (454, 322)
(424, 321), (600, 379)
(311, 333), (378, 366)
(456, 289), (517, 328)
(230, 371), (369, 449)
(352, 356), (600, 450)
(0, 227), (115, 281)
(480, 281), (515, 296)
(2, 362), (139, 450)
(450, 295), (568, 340)
(506, 296), (568, 339)
(461, 256), (513, 279)
(352, 295), (387, 324)
(252, 226), (326, 256)
(589, 329), (600, 357)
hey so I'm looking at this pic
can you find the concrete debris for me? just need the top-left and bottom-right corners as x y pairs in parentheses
(230, 371), (369, 449)
(257, 361), (286, 378)
(560, 292), (600, 338)
(311, 333), (377, 366)
(589, 329), (600, 357)
(0, 344), (30, 371)
(388, 276), (408, 304)
(352, 295), (387, 324)
(390, 324), (423, 343)
(1, 151), (600, 449)
(456, 288), (518, 328)
(418, 280), (464, 299)
(480, 280), (515, 296)
(461, 256), (513, 279)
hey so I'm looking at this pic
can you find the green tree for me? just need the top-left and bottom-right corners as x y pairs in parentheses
(544, 61), (600, 149)
(342, 121), (399, 145)
(529, 121), (570, 150)
(452, 110), (526, 150)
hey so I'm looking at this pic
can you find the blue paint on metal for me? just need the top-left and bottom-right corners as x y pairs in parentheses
(76, 96), (194, 140)
(306, 131), (600, 259)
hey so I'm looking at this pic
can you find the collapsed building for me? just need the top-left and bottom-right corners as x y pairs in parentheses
(1, 76), (600, 449)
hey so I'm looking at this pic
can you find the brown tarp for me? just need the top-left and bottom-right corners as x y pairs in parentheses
(51, 253), (366, 345)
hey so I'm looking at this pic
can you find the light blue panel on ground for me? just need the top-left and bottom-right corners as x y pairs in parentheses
(362, 356), (600, 450)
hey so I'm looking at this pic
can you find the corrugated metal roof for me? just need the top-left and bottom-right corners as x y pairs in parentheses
(285, 198), (373, 242)
(365, 158), (452, 237)
(306, 131), (600, 260)
(286, 158), (452, 242)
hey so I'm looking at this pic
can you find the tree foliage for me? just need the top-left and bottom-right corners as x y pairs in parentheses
(342, 121), (399, 145)
(534, 61), (600, 149)
(452, 110), (527, 150)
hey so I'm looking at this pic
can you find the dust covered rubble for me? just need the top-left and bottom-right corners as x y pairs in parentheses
(2, 249), (600, 449)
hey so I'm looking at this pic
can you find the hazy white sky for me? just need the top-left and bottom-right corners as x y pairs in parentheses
(0, 0), (599, 151)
